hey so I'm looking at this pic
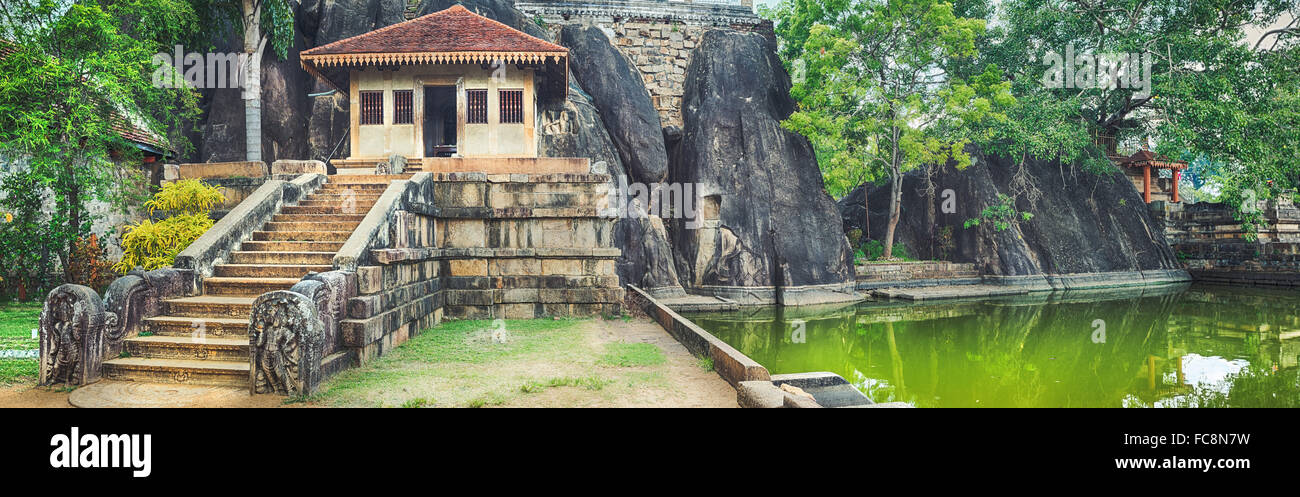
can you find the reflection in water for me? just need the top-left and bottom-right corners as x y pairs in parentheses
(687, 283), (1300, 408)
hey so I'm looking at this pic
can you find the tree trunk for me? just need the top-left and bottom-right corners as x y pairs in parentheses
(883, 126), (902, 259)
(862, 187), (869, 241)
(242, 0), (263, 162)
(61, 160), (80, 281)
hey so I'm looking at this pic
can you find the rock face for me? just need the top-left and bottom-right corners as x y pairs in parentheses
(538, 70), (684, 294)
(192, 0), (408, 164)
(560, 25), (669, 184)
(670, 30), (855, 294)
(838, 150), (1181, 275)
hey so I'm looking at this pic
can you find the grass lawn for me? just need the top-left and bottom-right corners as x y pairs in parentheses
(0, 303), (41, 384)
(309, 316), (726, 408)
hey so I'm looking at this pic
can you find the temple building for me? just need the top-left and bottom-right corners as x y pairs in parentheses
(1113, 149), (1188, 204)
(300, 5), (571, 168)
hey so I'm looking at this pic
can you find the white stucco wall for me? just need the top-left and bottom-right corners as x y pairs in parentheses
(352, 63), (537, 158)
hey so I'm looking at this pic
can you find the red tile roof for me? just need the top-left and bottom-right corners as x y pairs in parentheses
(1117, 149), (1187, 169)
(109, 115), (172, 155)
(302, 5), (566, 56)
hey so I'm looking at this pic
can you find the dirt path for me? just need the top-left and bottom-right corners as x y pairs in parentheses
(1, 382), (290, 408)
(0, 385), (74, 408)
(505, 319), (737, 408)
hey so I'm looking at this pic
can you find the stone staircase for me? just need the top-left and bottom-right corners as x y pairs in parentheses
(101, 179), (390, 388)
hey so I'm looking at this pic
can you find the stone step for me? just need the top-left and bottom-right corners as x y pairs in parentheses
(262, 221), (360, 232)
(125, 335), (249, 362)
(282, 205), (373, 215)
(319, 182), (390, 189)
(251, 230), (353, 242)
(164, 296), (256, 318)
(301, 193), (385, 201)
(214, 263), (332, 278)
(272, 213), (367, 223)
(326, 174), (412, 183)
(239, 240), (344, 252)
(229, 251), (335, 265)
(144, 315), (250, 337)
(332, 170), (416, 179)
(103, 357), (248, 388)
(203, 277), (300, 296)
(296, 199), (378, 210)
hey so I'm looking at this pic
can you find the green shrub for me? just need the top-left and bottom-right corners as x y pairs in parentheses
(846, 228), (863, 248)
(114, 213), (213, 273)
(964, 194), (1032, 232)
(145, 179), (224, 216)
(0, 171), (57, 301)
(863, 239), (913, 261)
(114, 180), (223, 273)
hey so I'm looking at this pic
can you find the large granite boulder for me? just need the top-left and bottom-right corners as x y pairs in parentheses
(538, 72), (685, 295)
(838, 150), (1181, 275)
(414, 0), (549, 39)
(303, 0), (409, 161)
(560, 25), (669, 184)
(670, 31), (855, 297)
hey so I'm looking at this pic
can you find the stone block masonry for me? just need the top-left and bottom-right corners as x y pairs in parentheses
(1156, 197), (1300, 287)
(518, 0), (771, 127)
(333, 170), (623, 369)
(420, 172), (623, 319)
(341, 259), (444, 364)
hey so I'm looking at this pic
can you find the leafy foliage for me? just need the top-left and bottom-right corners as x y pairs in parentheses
(114, 180), (222, 272)
(145, 179), (224, 216)
(765, 0), (1014, 258)
(979, 0), (1300, 225)
(0, 171), (57, 301)
(65, 234), (115, 292)
(964, 193), (1033, 232)
(861, 239), (913, 262)
(0, 0), (201, 286)
(114, 213), (213, 272)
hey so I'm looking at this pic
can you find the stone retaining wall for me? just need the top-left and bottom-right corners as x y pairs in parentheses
(1156, 198), (1300, 287)
(343, 258), (444, 363)
(322, 170), (624, 369)
(627, 284), (767, 386)
(427, 172), (624, 318)
(855, 261), (981, 290)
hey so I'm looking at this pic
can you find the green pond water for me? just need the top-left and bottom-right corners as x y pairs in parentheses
(685, 283), (1300, 408)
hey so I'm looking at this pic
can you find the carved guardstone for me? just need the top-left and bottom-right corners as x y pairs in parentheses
(39, 285), (108, 386)
(290, 270), (355, 358)
(248, 290), (324, 395)
(101, 267), (187, 360)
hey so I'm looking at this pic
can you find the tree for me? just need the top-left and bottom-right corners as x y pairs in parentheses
(768, 0), (1013, 259)
(189, 0), (295, 162)
(984, 0), (1300, 226)
(0, 0), (201, 286)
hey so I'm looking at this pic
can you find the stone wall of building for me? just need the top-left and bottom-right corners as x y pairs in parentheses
(517, 0), (770, 127)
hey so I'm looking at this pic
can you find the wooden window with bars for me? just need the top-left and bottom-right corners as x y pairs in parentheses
(499, 89), (524, 124)
(393, 90), (413, 124)
(466, 89), (488, 124)
(360, 91), (383, 125)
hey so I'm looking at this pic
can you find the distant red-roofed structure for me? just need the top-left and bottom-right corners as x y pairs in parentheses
(1112, 148), (1189, 204)
(300, 5), (569, 161)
